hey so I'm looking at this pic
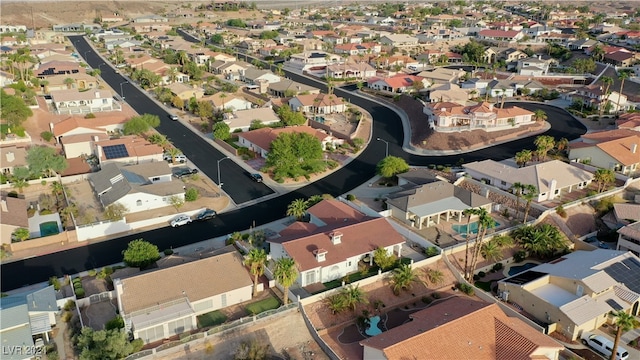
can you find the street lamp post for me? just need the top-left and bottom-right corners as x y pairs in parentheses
(119, 81), (128, 100)
(217, 157), (230, 187)
(377, 137), (389, 157)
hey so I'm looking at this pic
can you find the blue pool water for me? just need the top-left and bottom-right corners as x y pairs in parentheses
(452, 220), (500, 235)
(39, 221), (60, 237)
(365, 316), (382, 336)
(508, 262), (538, 276)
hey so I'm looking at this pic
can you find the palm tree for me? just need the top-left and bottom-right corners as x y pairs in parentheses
(591, 45), (605, 62)
(286, 198), (308, 221)
(512, 223), (568, 259)
(50, 181), (65, 208)
(468, 209), (496, 282)
(306, 195), (324, 207)
(341, 284), (368, 311)
(594, 168), (615, 193)
(609, 311), (640, 360)
(273, 257), (297, 305)
(599, 76), (614, 116)
(219, 92), (227, 110)
(556, 138), (569, 154)
(166, 147), (181, 164)
(533, 109), (547, 122)
(11, 177), (29, 193)
(511, 182), (524, 220)
(244, 248), (268, 297)
(534, 135), (555, 161)
(177, 50), (189, 67)
(515, 149), (533, 168)
(522, 185), (538, 221)
(60, 202), (78, 227)
(390, 264), (421, 295)
(423, 268), (444, 286)
(480, 240), (502, 263)
(485, 87), (492, 102)
(325, 293), (346, 314)
(64, 77), (75, 89)
(617, 72), (629, 114)
(462, 208), (480, 279)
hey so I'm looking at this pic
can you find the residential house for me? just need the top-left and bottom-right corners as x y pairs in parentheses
(360, 297), (563, 360)
(424, 102), (534, 132)
(203, 93), (252, 111)
(427, 83), (470, 104)
(238, 126), (343, 158)
(606, 203), (640, 229)
(49, 89), (119, 115)
(386, 180), (492, 230)
(132, 15), (168, 23)
(367, 74), (429, 94)
(267, 199), (405, 287)
(36, 60), (82, 78)
(516, 56), (552, 76)
(166, 82), (205, 102)
(498, 249), (640, 341)
(463, 159), (593, 202)
(460, 78), (491, 96)
(373, 55), (419, 70)
(417, 68), (465, 85)
(333, 43), (381, 56)
(88, 161), (183, 212)
(43, 73), (99, 92)
(222, 108), (280, 132)
(379, 34), (419, 47)
(288, 93), (348, 114)
(617, 113), (640, 131)
(503, 48), (529, 63)
(286, 51), (341, 72)
(568, 39), (598, 50)
(95, 136), (164, 165)
(326, 62), (377, 80)
(104, 39), (143, 51)
(217, 61), (251, 79)
(604, 51), (636, 67)
(0, 286), (58, 359)
(486, 79), (516, 98)
(239, 68), (281, 85)
(267, 79), (319, 97)
(114, 247), (253, 343)
(0, 146), (27, 175)
(478, 29), (524, 43)
(564, 84), (628, 113)
(568, 132), (640, 175)
(52, 115), (127, 147)
(0, 196), (28, 245)
(124, 55), (159, 70)
(617, 221), (640, 256)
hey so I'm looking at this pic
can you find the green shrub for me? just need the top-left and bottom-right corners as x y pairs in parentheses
(40, 209), (53, 215)
(105, 315), (124, 330)
(457, 283), (475, 296)
(473, 274), (479, 281)
(346, 194), (356, 201)
(96, 266), (114, 279)
(75, 288), (85, 298)
(72, 277), (81, 284)
(164, 248), (174, 256)
(436, 165), (444, 171)
(74, 282), (83, 289)
(64, 300), (75, 311)
(478, 271), (486, 278)
(425, 247), (439, 257)
(555, 205), (567, 218)
(62, 311), (73, 323)
(421, 296), (432, 304)
(40, 131), (54, 142)
(514, 250), (526, 263)
(492, 263), (503, 271)
(87, 269), (97, 277)
(49, 276), (61, 291)
(185, 188), (199, 201)
(432, 292), (440, 299)
(84, 113), (96, 119)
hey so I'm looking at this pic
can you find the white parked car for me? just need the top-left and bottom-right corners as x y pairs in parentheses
(170, 214), (192, 228)
(581, 332), (629, 360)
(163, 153), (186, 163)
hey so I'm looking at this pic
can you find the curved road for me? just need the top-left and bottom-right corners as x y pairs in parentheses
(0, 42), (587, 291)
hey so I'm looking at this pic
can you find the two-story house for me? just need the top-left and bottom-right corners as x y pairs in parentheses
(424, 101), (534, 132)
(569, 131), (640, 176)
(498, 249), (640, 341)
(49, 89), (119, 115)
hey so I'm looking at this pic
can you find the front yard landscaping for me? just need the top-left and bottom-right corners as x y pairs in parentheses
(197, 310), (227, 328)
(245, 295), (280, 315)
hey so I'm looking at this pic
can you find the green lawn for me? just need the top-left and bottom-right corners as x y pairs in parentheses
(316, 257), (413, 294)
(245, 295), (281, 315)
(197, 310), (227, 328)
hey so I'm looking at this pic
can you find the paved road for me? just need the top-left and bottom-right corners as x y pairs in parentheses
(69, 36), (274, 205)
(0, 39), (588, 291)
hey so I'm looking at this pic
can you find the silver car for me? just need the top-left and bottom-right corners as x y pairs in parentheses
(170, 214), (192, 227)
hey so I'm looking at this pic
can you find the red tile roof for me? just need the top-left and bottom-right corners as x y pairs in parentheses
(280, 217), (404, 271)
(361, 297), (563, 360)
(308, 199), (368, 225)
(238, 126), (331, 152)
(479, 29), (521, 38)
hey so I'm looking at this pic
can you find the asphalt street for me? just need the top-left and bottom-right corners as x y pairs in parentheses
(0, 38), (588, 291)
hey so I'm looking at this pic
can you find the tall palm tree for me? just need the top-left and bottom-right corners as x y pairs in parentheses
(480, 240), (502, 263)
(485, 87), (492, 102)
(468, 209), (496, 282)
(617, 72), (629, 114)
(50, 181), (65, 208)
(244, 249), (268, 297)
(609, 311), (640, 360)
(511, 182), (524, 220)
(306, 195), (324, 207)
(556, 138), (569, 153)
(599, 76), (614, 116)
(390, 264), (421, 295)
(462, 208), (480, 279)
(534, 135), (555, 161)
(515, 149), (533, 168)
(219, 92), (227, 110)
(286, 198), (308, 221)
(273, 257), (297, 305)
(166, 147), (181, 164)
(522, 185), (538, 222)
(341, 284), (368, 311)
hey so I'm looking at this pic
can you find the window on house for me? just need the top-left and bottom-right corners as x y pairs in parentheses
(500, 181), (507, 186)
(102, 98), (108, 104)
(152, 177), (160, 182)
(136, 200), (142, 206)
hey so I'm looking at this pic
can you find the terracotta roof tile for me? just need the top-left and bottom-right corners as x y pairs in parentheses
(360, 297), (563, 360)
(0, 195), (28, 227)
(596, 135), (640, 166)
(238, 126), (330, 152)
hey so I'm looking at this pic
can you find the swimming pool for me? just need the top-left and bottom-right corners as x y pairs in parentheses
(508, 262), (538, 276)
(365, 316), (383, 336)
(39, 221), (60, 237)
(452, 220), (500, 235)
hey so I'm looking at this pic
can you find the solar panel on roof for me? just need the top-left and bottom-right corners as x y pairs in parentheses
(606, 299), (624, 311)
(103, 144), (129, 159)
(604, 260), (640, 294)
